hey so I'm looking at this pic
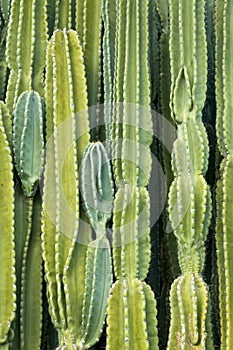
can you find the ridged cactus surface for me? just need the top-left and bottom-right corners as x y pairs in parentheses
(0, 1), (232, 349)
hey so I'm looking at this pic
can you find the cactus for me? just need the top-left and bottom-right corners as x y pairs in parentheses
(5, 0), (47, 112)
(42, 28), (94, 349)
(11, 90), (44, 349)
(1, 1), (233, 348)
(12, 190), (43, 349)
(167, 0), (213, 348)
(0, 4), (8, 100)
(75, 0), (103, 140)
(13, 91), (44, 197)
(79, 141), (113, 348)
(102, 0), (116, 153)
(0, 101), (12, 146)
(105, 0), (159, 349)
(0, 100), (16, 350)
(215, 1), (233, 348)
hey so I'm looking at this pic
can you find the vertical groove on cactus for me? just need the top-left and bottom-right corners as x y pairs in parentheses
(0, 107), (16, 348)
(6, 0), (47, 112)
(215, 1), (233, 348)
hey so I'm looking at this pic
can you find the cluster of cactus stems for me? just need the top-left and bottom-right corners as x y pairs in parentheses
(0, 0), (233, 349)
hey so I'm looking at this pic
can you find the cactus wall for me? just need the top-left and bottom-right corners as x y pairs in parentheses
(0, 0), (232, 349)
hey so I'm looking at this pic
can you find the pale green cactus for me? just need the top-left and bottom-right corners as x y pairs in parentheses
(107, 277), (158, 350)
(13, 90), (44, 198)
(5, 0), (47, 112)
(42, 28), (90, 345)
(167, 0), (213, 348)
(0, 104), (16, 349)
(81, 141), (114, 236)
(215, 1), (233, 348)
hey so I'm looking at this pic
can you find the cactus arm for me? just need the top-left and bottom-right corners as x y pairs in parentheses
(20, 194), (43, 349)
(0, 110), (16, 346)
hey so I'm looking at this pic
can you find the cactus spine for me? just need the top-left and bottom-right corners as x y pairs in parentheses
(167, 0), (213, 348)
(216, 1), (233, 348)
(105, 0), (159, 348)
(0, 101), (16, 350)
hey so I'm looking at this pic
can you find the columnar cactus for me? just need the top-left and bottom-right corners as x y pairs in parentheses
(167, 0), (213, 348)
(11, 90), (44, 349)
(105, 0), (159, 349)
(6, 0), (47, 112)
(215, 1), (233, 348)
(0, 102), (16, 350)
(76, 0), (103, 139)
(42, 28), (92, 349)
